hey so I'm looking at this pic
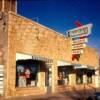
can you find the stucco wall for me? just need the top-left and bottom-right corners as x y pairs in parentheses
(7, 12), (99, 68)
(73, 46), (99, 68)
(5, 12), (72, 97)
(8, 12), (72, 61)
(0, 12), (8, 64)
(4, 12), (99, 97)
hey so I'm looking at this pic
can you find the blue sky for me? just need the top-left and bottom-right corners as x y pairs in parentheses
(17, 0), (100, 55)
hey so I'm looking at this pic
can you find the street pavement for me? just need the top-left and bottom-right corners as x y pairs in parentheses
(0, 93), (78, 100)
(1, 88), (100, 100)
(0, 91), (96, 100)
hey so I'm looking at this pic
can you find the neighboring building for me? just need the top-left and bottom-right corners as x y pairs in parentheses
(0, 0), (99, 98)
(0, 0), (17, 13)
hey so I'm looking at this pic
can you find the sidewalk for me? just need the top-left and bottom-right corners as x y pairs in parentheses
(0, 93), (79, 100)
(0, 88), (99, 100)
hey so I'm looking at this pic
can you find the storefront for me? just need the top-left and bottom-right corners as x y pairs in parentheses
(16, 60), (43, 87)
(0, 7), (99, 98)
(57, 64), (95, 85)
(58, 65), (73, 85)
(75, 68), (95, 84)
(15, 53), (53, 94)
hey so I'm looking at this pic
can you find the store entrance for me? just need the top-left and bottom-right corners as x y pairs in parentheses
(45, 67), (52, 94)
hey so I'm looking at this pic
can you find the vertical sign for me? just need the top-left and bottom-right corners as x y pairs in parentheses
(67, 23), (93, 61)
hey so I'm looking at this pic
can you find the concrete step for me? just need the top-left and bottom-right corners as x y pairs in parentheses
(0, 69), (3, 71)
(0, 77), (3, 81)
(0, 81), (3, 85)
(0, 65), (3, 69)
(0, 71), (3, 74)
(0, 65), (4, 95)
(0, 91), (4, 95)
(0, 85), (3, 87)
(0, 73), (3, 76)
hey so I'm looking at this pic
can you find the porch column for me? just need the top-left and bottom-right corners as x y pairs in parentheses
(51, 60), (57, 93)
(92, 75), (95, 85)
(69, 73), (76, 86)
(95, 70), (99, 87)
(83, 74), (87, 84)
(38, 72), (45, 87)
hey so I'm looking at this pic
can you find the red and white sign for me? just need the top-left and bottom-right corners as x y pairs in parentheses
(67, 23), (92, 60)
(72, 49), (83, 54)
(67, 23), (92, 38)
(72, 44), (86, 50)
(72, 38), (88, 45)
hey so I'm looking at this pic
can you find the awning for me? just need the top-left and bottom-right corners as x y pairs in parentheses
(32, 56), (53, 63)
(72, 63), (95, 70)
(16, 53), (32, 60)
(87, 66), (95, 70)
(74, 65), (87, 69)
(57, 60), (71, 66)
(72, 63), (87, 69)
(16, 53), (53, 63)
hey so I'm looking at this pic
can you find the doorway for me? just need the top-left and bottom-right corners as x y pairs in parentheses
(46, 67), (52, 94)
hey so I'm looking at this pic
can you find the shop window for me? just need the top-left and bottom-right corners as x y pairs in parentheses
(87, 69), (95, 84)
(16, 60), (40, 87)
(58, 66), (69, 85)
(76, 75), (83, 84)
(87, 72), (92, 83)
(76, 71), (83, 84)
(16, 53), (49, 88)
(87, 76), (92, 83)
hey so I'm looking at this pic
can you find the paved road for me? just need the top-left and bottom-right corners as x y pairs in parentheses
(1, 88), (100, 100)
(0, 94), (73, 100)
(0, 92), (95, 100)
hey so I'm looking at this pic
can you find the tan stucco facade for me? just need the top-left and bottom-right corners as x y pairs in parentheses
(0, 12), (99, 98)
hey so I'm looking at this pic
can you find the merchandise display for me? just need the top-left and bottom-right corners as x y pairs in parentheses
(16, 60), (40, 87)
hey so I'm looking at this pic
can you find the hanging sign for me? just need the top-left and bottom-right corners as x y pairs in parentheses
(72, 44), (86, 50)
(67, 23), (92, 38)
(72, 49), (83, 54)
(72, 38), (88, 45)
(67, 23), (93, 61)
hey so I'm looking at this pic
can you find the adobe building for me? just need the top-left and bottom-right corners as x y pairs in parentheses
(0, 0), (99, 98)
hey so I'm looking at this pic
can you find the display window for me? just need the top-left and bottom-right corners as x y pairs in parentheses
(58, 66), (69, 85)
(16, 60), (40, 87)
(87, 70), (94, 83)
(76, 69), (94, 84)
(87, 76), (92, 83)
(76, 70), (83, 84)
(76, 74), (83, 84)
